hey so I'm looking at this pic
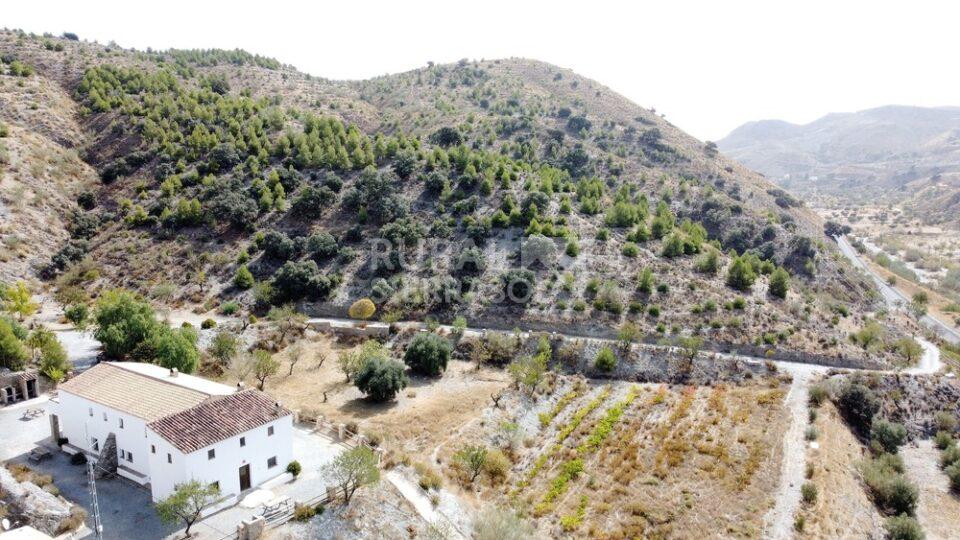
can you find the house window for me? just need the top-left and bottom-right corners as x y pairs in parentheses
(267, 426), (274, 437)
(240, 437), (246, 447)
(210, 481), (220, 491)
(167, 453), (172, 464)
(120, 449), (126, 460)
(103, 412), (108, 422)
(118, 418), (124, 429)
(88, 408), (93, 417)
(91, 438), (99, 452)
(208, 449), (216, 460)
(267, 456), (277, 468)
(126, 452), (133, 463)
(151, 445), (156, 454)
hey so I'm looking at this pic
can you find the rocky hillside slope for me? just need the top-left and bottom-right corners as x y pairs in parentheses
(718, 105), (960, 225)
(0, 29), (903, 362)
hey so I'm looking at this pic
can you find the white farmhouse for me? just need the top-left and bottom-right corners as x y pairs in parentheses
(47, 362), (293, 502)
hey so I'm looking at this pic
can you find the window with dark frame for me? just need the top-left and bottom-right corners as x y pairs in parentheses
(208, 449), (216, 460)
(267, 426), (274, 436)
(267, 456), (277, 468)
(151, 445), (156, 454)
(240, 437), (246, 447)
(167, 453), (172, 464)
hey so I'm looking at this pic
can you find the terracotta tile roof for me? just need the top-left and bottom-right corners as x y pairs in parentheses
(57, 363), (209, 421)
(147, 390), (291, 454)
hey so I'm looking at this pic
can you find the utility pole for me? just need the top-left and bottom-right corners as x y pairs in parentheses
(87, 461), (103, 540)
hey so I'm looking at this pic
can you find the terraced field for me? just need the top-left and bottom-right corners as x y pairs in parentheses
(447, 376), (790, 538)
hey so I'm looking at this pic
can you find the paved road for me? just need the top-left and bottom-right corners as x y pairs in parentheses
(836, 235), (960, 345)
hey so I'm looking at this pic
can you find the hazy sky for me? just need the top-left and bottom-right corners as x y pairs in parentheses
(6, 0), (958, 141)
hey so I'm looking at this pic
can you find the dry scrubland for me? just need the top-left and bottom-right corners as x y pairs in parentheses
(794, 373), (960, 540)
(793, 402), (886, 538)
(0, 72), (98, 282)
(0, 30), (911, 368)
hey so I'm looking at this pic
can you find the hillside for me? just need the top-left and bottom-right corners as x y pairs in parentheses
(0, 29), (907, 363)
(718, 105), (960, 225)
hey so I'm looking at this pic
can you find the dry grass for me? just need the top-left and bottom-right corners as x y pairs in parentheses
(217, 332), (510, 456)
(793, 402), (885, 538)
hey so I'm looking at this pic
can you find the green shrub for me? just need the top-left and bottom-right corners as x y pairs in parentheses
(292, 503), (315, 521)
(233, 265), (255, 289)
(483, 449), (511, 482)
(0, 320), (28, 371)
(354, 357), (408, 402)
(946, 461), (960, 492)
(934, 411), (958, 433)
(801, 482), (817, 504)
(621, 242), (639, 257)
(871, 418), (907, 454)
(201, 318), (217, 330)
(808, 383), (828, 407)
(286, 460), (302, 477)
(768, 267), (790, 299)
(695, 249), (719, 274)
(934, 431), (954, 450)
(415, 463), (442, 490)
(726, 256), (756, 291)
(403, 333), (453, 376)
(594, 346), (616, 372)
(64, 304), (89, 328)
(271, 260), (335, 303)
(941, 445), (960, 468)
(860, 454), (917, 516)
(884, 515), (924, 540)
(837, 383), (880, 435)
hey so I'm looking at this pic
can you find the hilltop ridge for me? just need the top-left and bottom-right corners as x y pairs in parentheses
(0, 29), (909, 363)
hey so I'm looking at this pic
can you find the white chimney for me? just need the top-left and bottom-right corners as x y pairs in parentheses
(169, 368), (179, 378)
(236, 382), (245, 392)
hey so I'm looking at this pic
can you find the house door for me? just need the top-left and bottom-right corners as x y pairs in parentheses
(239, 464), (251, 491)
(26, 379), (37, 399)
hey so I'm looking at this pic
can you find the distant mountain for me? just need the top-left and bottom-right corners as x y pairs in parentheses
(718, 106), (960, 224)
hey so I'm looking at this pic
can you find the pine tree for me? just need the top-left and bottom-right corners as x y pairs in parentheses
(768, 267), (790, 299)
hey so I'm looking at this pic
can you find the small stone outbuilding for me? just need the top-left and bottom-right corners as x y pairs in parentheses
(0, 369), (39, 406)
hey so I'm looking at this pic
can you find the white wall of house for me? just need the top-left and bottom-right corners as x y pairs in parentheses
(50, 392), (152, 480)
(145, 431), (187, 501)
(146, 415), (293, 502)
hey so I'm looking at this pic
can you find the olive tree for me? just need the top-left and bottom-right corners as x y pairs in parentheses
(322, 446), (380, 504)
(155, 480), (221, 537)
